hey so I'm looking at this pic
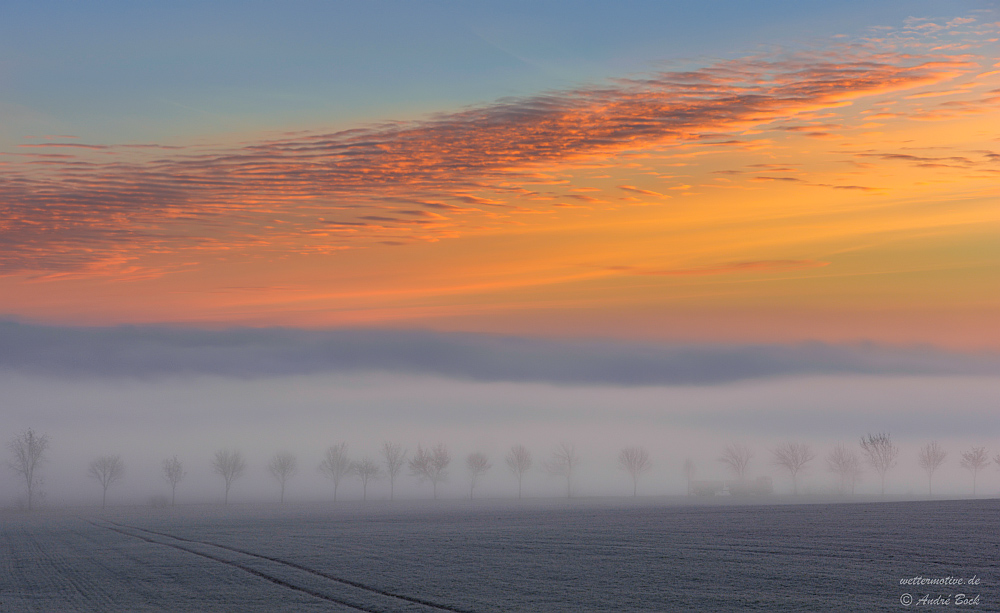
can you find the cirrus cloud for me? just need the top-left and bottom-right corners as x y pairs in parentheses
(0, 47), (978, 275)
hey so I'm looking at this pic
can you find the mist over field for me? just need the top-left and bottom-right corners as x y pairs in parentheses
(3, 322), (999, 508)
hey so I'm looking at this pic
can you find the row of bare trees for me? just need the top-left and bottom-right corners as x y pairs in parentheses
(177, 443), (590, 504)
(194, 443), (572, 504)
(709, 434), (997, 497)
(6, 431), (127, 510)
(5, 431), (654, 506)
(8, 428), (1000, 507)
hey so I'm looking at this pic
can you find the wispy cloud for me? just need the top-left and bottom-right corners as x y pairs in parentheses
(611, 260), (830, 277)
(0, 46), (980, 275)
(0, 321), (997, 385)
(617, 185), (668, 198)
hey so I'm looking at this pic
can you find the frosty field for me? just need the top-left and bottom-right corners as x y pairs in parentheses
(2, 498), (998, 612)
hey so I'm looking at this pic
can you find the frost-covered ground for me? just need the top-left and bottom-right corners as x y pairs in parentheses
(2, 498), (997, 612)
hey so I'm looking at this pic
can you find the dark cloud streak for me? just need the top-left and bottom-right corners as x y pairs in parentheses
(0, 321), (996, 385)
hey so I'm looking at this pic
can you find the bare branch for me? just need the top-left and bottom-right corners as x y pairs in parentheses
(318, 442), (352, 502)
(917, 442), (947, 497)
(544, 443), (579, 498)
(88, 454), (125, 509)
(7, 429), (49, 511)
(268, 452), (298, 503)
(960, 446), (989, 496)
(860, 433), (898, 496)
(505, 444), (533, 499)
(162, 456), (185, 506)
(409, 443), (450, 499)
(618, 446), (652, 497)
(771, 443), (814, 495)
(718, 443), (753, 480)
(381, 442), (407, 501)
(212, 449), (246, 505)
(466, 452), (492, 499)
(826, 444), (862, 496)
(351, 457), (381, 501)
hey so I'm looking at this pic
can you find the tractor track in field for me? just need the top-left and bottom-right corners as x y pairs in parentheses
(91, 519), (473, 613)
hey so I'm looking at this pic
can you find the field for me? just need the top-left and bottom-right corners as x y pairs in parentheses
(2, 498), (998, 612)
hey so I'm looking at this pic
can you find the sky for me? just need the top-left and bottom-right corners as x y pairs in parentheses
(1, 1), (999, 505)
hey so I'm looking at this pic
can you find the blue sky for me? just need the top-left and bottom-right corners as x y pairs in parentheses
(2, 1), (986, 144)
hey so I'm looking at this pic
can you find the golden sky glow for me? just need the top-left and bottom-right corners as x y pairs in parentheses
(2, 17), (998, 348)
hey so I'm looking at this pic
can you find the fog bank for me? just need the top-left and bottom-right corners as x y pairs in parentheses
(3, 370), (999, 508)
(2, 321), (999, 385)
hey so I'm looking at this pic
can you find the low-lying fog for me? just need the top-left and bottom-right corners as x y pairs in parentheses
(4, 370), (999, 508)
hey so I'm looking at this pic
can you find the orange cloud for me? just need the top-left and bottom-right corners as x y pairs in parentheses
(617, 185), (668, 198)
(0, 48), (977, 275)
(613, 260), (830, 277)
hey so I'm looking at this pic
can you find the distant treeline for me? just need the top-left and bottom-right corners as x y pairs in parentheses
(5, 429), (996, 509)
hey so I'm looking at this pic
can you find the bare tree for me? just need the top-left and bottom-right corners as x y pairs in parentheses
(352, 457), (381, 501)
(917, 442), (947, 497)
(409, 445), (432, 496)
(860, 433), (898, 496)
(771, 443), (815, 495)
(466, 452), (492, 499)
(683, 459), (696, 495)
(162, 455), (185, 506)
(7, 429), (49, 511)
(719, 443), (753, 480)
(618, 446), (652, 497)
(544, 443), (580, 498)
(960, 446), (989, 497)
(409, 443), (450, 499)
(318, 442), (352, 501)
(826, 444), (862, 495)
(381, 442), (407, 501)
(88, 455), (125, 509)
(505, 444), (532, 499)
(212, 449), (246, 505)
(268, 452), (298, 503)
